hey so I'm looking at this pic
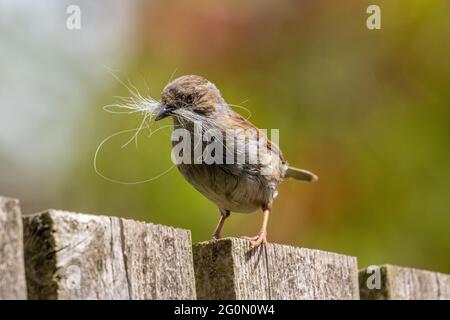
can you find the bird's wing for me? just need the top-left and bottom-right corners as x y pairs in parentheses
(227, 112), (318, 182)
(225, 113), (285, 163)
(213, 112), (287, 180)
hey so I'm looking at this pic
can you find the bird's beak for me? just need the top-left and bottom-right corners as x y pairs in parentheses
(155, 105), (172, 121)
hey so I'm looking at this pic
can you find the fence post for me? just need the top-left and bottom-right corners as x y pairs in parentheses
(23, 210), (196, 299)
(359, 264), (450, 300)
(193, 238), (359, 299)
(0, 196), (27, 299)
(4, 194), (450, 300)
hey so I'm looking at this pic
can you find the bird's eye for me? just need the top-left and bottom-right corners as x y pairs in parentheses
(185, 94), (194, 104)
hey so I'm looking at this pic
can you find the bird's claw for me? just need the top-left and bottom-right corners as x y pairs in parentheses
(241, 231), (267, 248)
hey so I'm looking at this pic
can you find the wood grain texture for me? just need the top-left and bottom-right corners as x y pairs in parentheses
(193, 238), (359, 300)
(0, 196), (27, 299)
(359, 264), (450, 300)
(23, 210), (196, 300)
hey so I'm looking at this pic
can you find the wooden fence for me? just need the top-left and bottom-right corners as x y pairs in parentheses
(1, 195), (449, 300)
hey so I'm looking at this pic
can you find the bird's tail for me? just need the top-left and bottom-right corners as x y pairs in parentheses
(285, 166), (318, 182)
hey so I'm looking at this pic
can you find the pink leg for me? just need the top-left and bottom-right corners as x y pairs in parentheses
(241, 209), (270, 248)
(212, 209), (230, 240)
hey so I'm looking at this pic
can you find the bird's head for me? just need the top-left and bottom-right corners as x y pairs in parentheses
(155, 75), (228, 122)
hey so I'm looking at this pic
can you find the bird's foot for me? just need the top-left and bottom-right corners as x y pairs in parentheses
(241, 231), (267, 248)
(212, 233), (221, 240)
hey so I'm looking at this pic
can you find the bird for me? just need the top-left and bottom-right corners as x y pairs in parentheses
(155, 75), (317, 248)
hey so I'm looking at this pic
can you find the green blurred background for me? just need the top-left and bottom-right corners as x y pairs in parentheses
(1, 0), (449, 272)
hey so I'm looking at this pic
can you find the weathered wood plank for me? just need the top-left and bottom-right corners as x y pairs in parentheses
(193, 238), (359, 300)
(23, 210), (196, 300)
(0, 196), (27, 299)
(359, 264), (450, 300)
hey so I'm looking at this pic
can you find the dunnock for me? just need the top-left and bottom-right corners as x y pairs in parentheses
(155, 75), (317, 247)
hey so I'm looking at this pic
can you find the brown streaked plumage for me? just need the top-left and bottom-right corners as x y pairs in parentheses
(155, 75), (317, 248)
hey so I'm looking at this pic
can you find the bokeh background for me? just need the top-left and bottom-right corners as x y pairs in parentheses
(1, 0), (449, 273)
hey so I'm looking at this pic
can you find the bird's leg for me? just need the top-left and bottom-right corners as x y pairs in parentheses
(212, 208), (230, 240)
(241, 208), (270, 248)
